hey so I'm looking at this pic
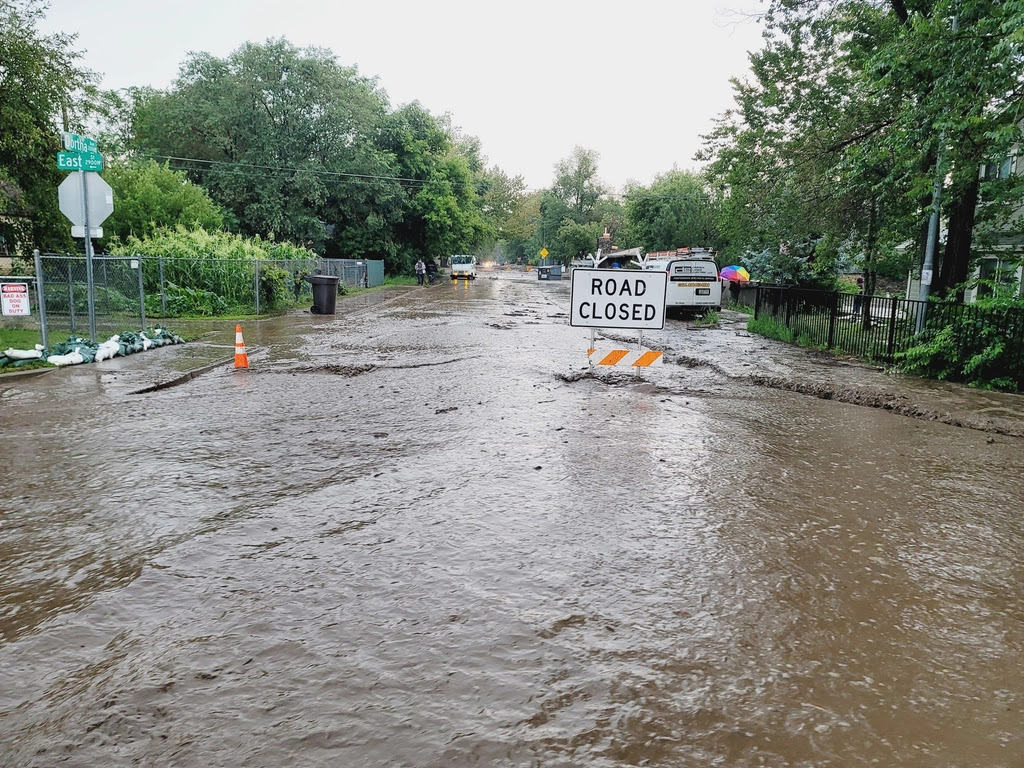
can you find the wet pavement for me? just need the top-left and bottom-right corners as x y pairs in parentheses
(1, 270), (1022, 767)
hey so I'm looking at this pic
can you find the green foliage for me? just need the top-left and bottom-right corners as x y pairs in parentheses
(895, 307), (1023, 391)
(747, 315), (796, 343)
(0, 327), (43, 350)
(703, 0), (1024, 293)
(102, 161), (227, 242)
(503, 148), (622, 266)
(623, 170), (723, 251)
(134, 39), (390, 248)
(8, 256), (33, 275)
(123, 43), (509, 276)
(107, 227), (316, 314)
(42, 281), (136, 315)
(0, 0), (96, 253)
(256, 262), (291, 310)
(555, 220), (603, 263)
(552, 147), (605, 222)
(147, 285), (227, 317)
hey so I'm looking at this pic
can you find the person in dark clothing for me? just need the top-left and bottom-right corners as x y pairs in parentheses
(853, 275), (864, 314)
(728, 279), (741, 305)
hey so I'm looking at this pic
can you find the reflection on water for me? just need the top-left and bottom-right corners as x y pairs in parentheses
(1, 276), (1021, 767)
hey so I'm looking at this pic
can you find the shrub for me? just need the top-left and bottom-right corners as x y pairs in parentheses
(895, 311), (1022, 391)
(146, 285), (228, 317)
(747, 315), (796, 343)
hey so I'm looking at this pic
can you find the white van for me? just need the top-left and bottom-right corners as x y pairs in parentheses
(450, 255), (477, 279)
(644, 257), (722, 316)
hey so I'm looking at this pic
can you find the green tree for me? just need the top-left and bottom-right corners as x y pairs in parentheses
(134, 38), (390, 247)
(0, 0), (96, 252)
(375, 102), (484, 274)
(623, 169), (723, 252)
(704, 0), (1024, 299)
(103, 160), (227, 242)
(551, 146), (605, 223)
(410, 153), (488, 263)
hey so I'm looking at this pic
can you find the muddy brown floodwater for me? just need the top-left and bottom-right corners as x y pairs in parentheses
(1, 270), (1022, 767)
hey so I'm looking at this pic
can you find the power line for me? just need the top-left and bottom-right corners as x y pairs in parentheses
(141, 153), (453, 190)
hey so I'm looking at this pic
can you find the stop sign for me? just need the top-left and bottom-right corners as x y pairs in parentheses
(58, 172), (114, 228)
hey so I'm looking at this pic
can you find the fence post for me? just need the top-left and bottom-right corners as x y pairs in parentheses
(159, 255), (167, 318)
(754, 285), (762, 318)
(33, 249), (49, 351)
(826, 291), (838, 348)
(135, 253), (146, 329)
(254, 259), (260, 316)
(67, 263), (76, 333)
(102, 258), (110, 317)
(886, 297), (899, 357)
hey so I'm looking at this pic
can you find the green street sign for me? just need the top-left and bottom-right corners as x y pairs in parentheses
(61, 132), (98, 153)
(57, 151), (104, 172)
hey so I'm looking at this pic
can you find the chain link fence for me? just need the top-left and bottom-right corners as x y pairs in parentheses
(2, 252), (384, 347)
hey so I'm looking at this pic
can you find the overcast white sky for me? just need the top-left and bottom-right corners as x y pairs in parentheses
(40, 0), (765, 193)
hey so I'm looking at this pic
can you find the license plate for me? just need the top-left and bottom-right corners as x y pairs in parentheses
(696, 288), (711, 295)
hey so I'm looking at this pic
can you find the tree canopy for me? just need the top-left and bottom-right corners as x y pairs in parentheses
(703, 0), (1024, 295)
(622, 170), (723, 253)
(102, 161), (227, 242)
(0, 0), (96, 252)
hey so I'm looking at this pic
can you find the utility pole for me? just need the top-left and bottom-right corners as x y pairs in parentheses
(916, 12), (958, 335)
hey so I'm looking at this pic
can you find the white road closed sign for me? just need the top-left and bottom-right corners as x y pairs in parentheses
(1, 283), (31, 316)
(570, 268), (667, 329)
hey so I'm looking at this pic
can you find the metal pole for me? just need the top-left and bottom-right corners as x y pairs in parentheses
(136, 253), (146, 329)
(917, 136), (944, 335)
(254, 259), (260, 316)
(80, 169), (97, 341)
(67, 265), (76, 333)
(916, 12), (958, 335)
(34, 249), (49, 352)
(159, 255), (166, 318)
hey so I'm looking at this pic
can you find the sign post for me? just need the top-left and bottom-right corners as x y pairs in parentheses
(56, 135), (113, 342)
(569, 268), (668, 371)
(81, 169), (96, 341)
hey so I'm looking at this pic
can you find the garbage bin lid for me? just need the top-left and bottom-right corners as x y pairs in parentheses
(304, 274), (341, 284)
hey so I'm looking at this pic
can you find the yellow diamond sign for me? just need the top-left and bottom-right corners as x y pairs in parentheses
(539, 248), (549, 258)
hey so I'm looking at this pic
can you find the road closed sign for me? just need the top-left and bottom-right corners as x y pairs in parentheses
(570, 269), (667, 329)
(1, 283), (31, 316)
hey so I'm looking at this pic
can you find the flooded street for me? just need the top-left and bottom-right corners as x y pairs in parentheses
(1, 271), (1022, 767)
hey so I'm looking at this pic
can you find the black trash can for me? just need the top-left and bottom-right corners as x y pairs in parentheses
(304, 273), (341, 314)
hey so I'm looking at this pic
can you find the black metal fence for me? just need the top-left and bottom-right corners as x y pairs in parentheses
(754, 285), (1024, 387)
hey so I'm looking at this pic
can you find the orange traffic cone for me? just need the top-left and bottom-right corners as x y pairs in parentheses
(234, 324), (249, 369)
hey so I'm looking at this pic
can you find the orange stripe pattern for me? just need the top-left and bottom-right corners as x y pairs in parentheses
(597, 349), (630, 366)
(588, 348), (664, 367)
(632, 351), (663, 367)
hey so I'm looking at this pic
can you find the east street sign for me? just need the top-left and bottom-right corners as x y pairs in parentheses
(57, 150), (104, 172)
